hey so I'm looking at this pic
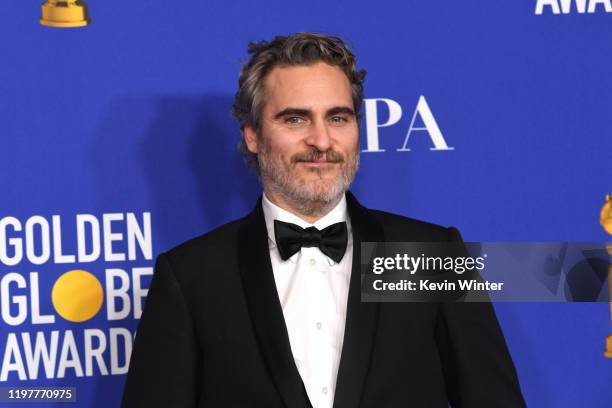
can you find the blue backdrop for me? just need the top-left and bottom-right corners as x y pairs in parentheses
(1, 1), (611, 406)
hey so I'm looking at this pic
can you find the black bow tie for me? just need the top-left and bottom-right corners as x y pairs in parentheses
(273, 220), (348, 263)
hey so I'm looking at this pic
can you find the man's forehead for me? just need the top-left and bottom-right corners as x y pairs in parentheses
(262, 62), (353, 110)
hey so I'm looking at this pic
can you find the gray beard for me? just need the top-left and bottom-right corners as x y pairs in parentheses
(258, 147), (359, 218)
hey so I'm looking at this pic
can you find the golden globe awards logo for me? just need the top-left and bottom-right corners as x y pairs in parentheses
(0, 212), (152, 381)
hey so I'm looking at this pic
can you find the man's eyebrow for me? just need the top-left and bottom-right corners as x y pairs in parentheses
(327, 106), (356, 117)
(274, 108), (311, 120)
(273, 106), (356, 120)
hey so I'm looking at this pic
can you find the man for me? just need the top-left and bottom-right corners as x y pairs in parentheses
(122, 32), (525, 407)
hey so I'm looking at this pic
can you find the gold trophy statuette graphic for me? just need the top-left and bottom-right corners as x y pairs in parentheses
(40, 0), (90, 28)
(601, 194), (612, 358)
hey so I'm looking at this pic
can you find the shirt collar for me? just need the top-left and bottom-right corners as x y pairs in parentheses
(262, 193), (350, 263)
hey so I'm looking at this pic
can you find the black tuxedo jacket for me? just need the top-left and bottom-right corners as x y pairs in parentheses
(122, 192), (525, 408)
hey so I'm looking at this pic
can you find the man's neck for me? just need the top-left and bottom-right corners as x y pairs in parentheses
(263, 189), (344, 224)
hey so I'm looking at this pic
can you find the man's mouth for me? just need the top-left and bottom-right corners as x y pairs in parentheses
(298, 159), (339, 167)
(304, 158), (332, 163)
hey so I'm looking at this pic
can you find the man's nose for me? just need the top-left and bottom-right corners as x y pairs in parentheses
(305, 120), (332, 151)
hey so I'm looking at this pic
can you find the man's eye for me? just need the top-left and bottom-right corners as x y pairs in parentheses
(329, 116), (348, 124)
(285, 116), (304, 124)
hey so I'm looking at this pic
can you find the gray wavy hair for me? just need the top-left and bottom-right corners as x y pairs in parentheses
(232, 32), (366, 174)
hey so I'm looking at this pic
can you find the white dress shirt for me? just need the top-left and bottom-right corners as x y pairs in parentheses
(262, 193), (353, 408)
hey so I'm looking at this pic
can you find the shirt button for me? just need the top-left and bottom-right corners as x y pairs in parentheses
(316, 322), (322, 330)
(309, 258), (316, 266)
(322, 386), (328, 395)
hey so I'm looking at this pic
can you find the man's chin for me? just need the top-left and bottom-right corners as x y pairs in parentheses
(289, 181), (346, 202)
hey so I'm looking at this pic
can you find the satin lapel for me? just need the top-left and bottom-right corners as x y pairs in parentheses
(333, 192), (383, 408)
(238, 198), (311, 408)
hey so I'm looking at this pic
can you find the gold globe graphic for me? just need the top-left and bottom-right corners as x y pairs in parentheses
(52, 270), (103, 322)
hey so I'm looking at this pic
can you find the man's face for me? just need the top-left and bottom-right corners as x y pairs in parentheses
(244, 61), (360, 210)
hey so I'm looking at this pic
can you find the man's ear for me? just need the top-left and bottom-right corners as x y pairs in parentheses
(243, 125), (258, 154)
